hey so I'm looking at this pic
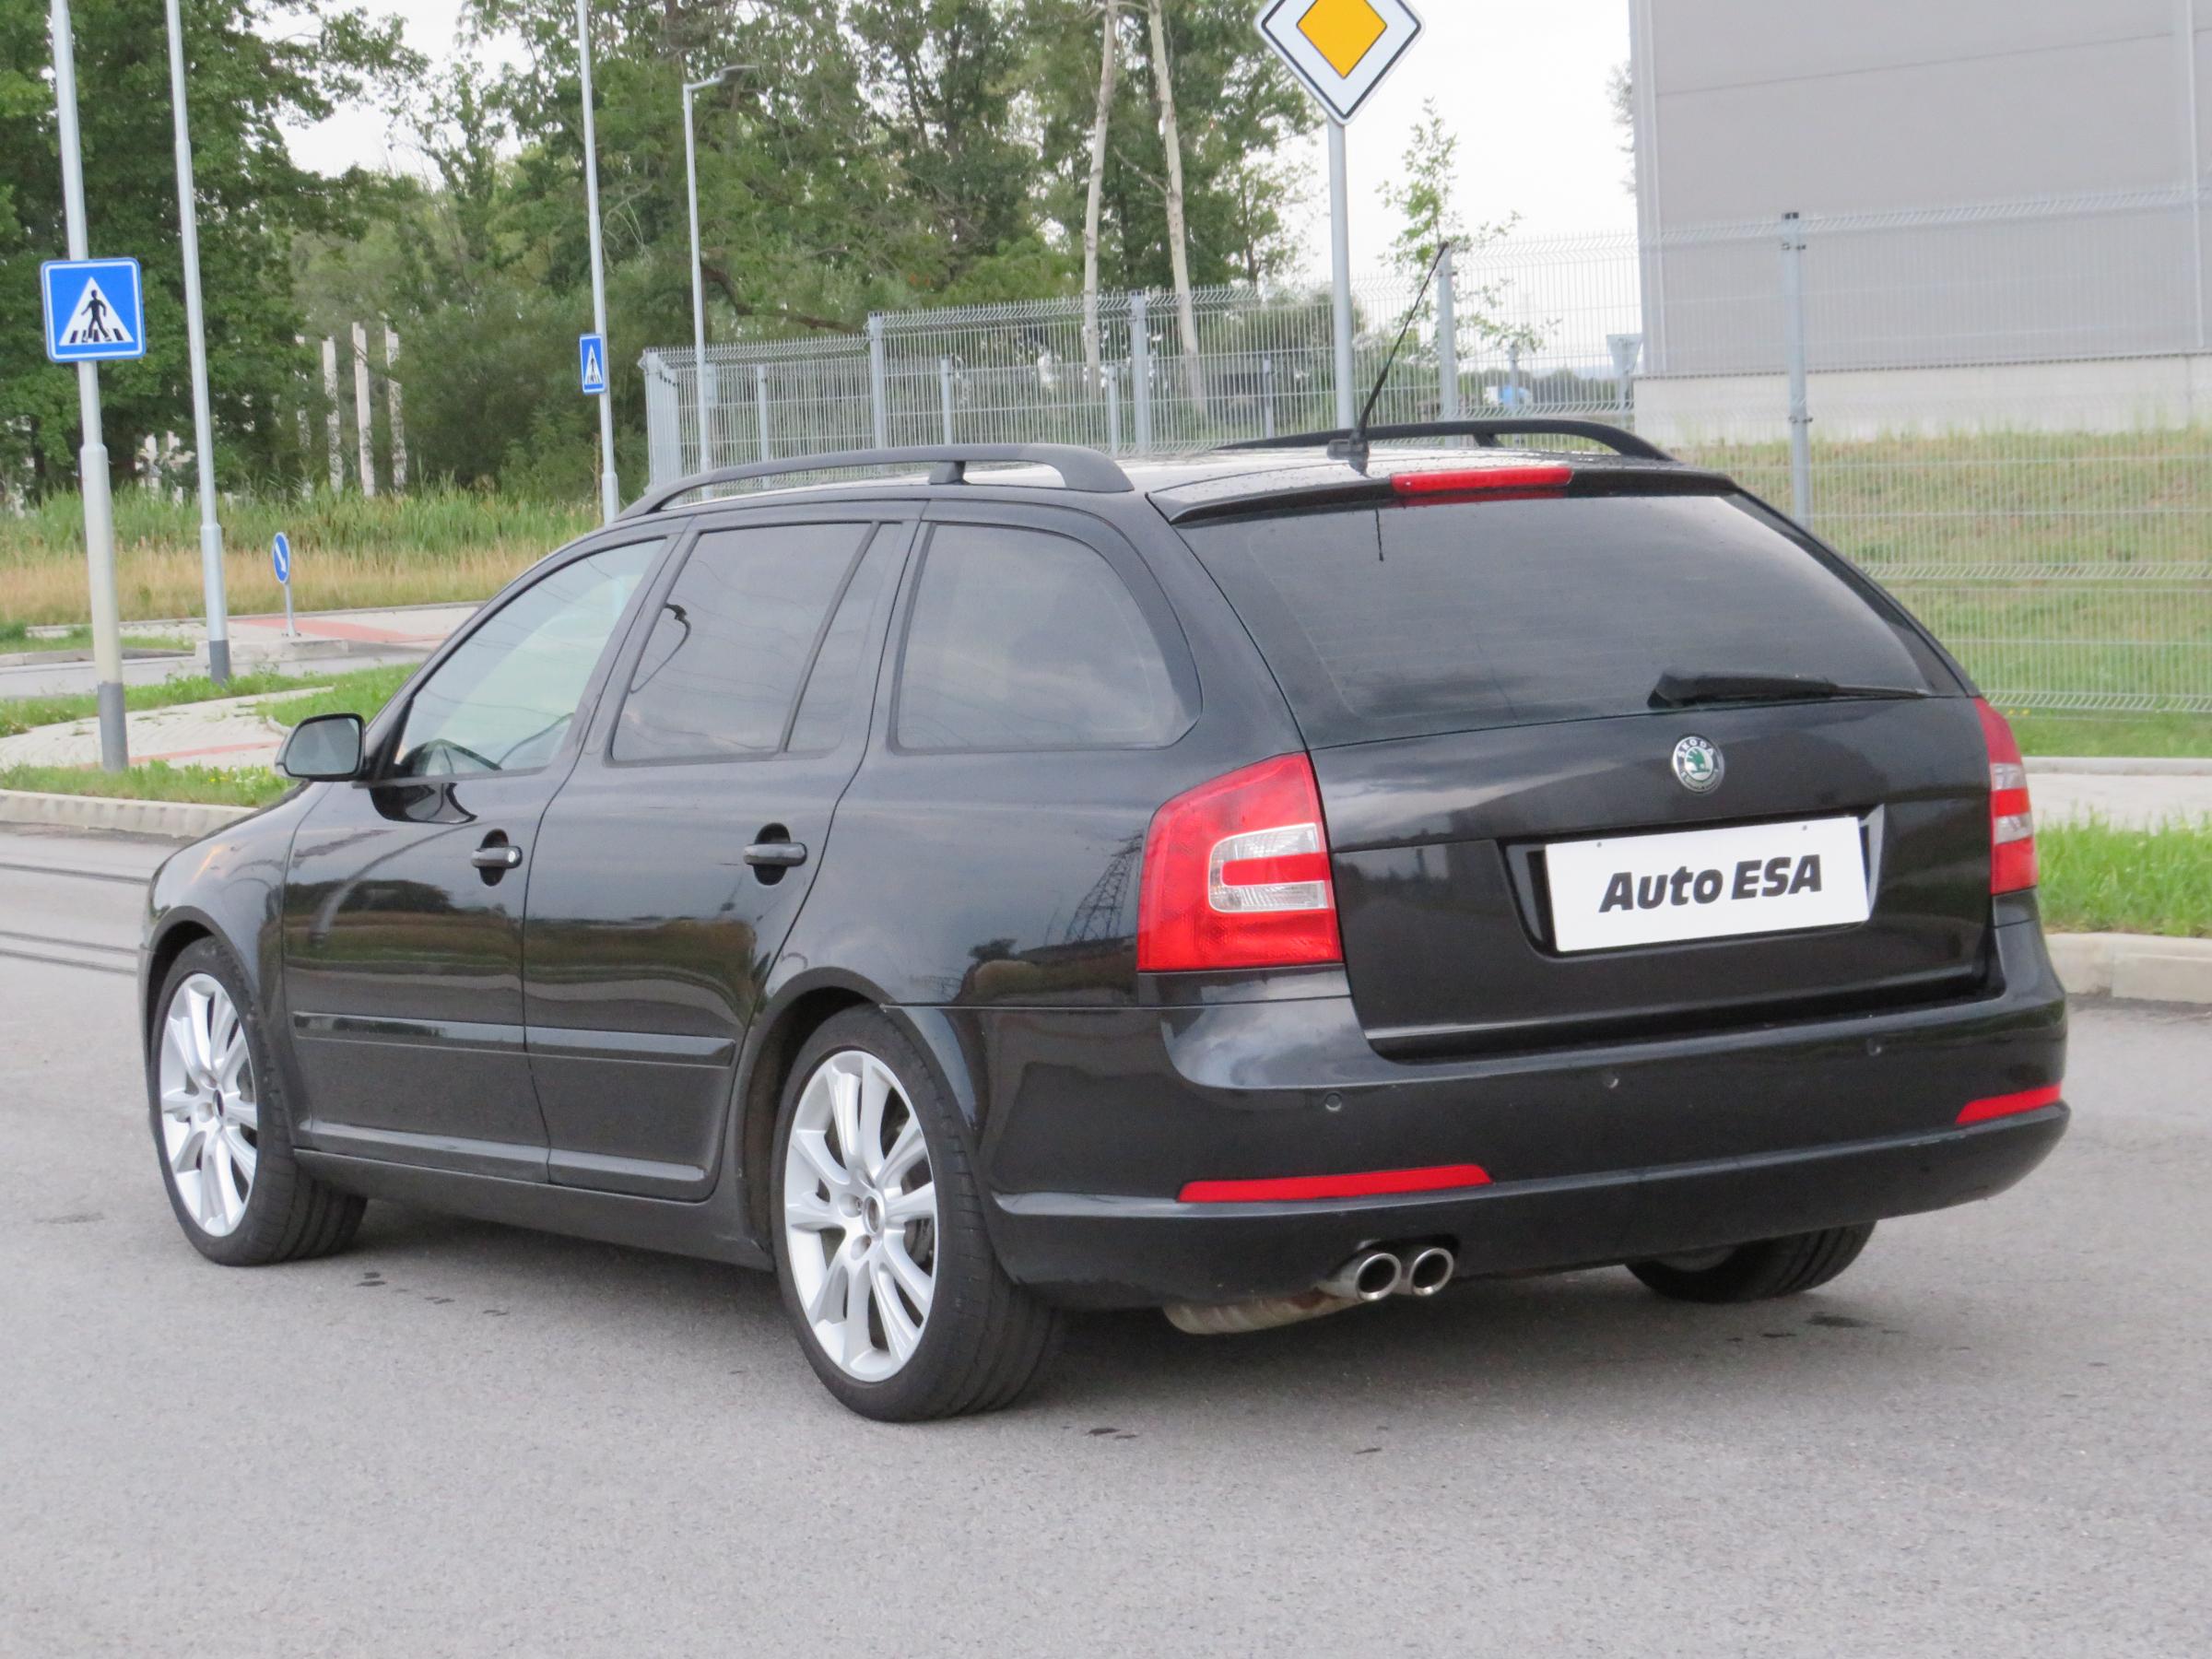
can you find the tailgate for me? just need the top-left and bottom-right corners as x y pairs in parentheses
(1315, 697), (1994, 1054)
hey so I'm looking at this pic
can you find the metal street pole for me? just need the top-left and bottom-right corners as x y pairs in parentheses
(164, 0), (229, 685)
(49, 0), (126, 771)
(576, 0), (619, 522)
(681, 68), (752, 471)
(1327, 119), (1356, 429)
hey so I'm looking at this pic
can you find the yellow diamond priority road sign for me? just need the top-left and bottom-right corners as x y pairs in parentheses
(1257, 0), (1423, 124)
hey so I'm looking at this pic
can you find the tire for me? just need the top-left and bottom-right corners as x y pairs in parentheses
(148, 937), (365, 1267)
(1626, 1223), (1876, 1304)
(770, 1007), (1061, 1421)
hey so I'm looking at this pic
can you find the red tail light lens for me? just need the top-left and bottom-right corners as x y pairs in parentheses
(1391, 463), (1572, 498)
(1958, 1083), (2064, 1126)
(1137, 753), (1342, 972)
(1975, 699), (2038, 894)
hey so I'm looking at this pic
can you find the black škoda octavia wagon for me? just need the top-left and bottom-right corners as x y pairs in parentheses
(142, 423), (2067, 1420)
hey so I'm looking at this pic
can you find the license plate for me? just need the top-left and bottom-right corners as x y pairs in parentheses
(1545, 817), (1870, 955)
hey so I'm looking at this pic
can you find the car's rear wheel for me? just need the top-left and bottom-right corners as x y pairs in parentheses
(1626, 1223), (1876, 1303)
(771, 1008), (1060, 1421)
(150, 938), (365, 1266)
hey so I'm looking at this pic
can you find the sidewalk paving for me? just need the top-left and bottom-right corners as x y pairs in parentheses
(2031, 771), (2212, 830)
(0, 687), (317, 773)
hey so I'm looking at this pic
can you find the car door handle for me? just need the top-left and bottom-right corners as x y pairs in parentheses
(471, 844), (524, 871)
(743, 841), (808, 869)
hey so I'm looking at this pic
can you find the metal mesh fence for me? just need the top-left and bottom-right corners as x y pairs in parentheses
(643, 187), (2212, 714)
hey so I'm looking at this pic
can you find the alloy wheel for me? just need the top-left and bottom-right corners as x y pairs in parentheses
(782, 1049), (938, 1382)
(158, 973), (259, 1238)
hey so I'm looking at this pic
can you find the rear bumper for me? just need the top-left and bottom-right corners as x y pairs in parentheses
(962, 915), (2068, 1307)
(991, 1106), (2066, 1306)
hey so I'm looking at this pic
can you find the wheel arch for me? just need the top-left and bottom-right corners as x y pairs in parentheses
(731, 971), (986, 1253)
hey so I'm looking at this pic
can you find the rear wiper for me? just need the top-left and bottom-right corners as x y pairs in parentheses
(1649, 669), (1925, 709)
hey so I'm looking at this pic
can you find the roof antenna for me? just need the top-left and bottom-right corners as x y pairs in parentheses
(1329, 238), (1457, 476)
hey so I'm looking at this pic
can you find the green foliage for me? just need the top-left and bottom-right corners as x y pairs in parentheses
(257, 663), (417, 728)
(2007, 714), (2212, 759)
(2038, 819), (2212, 939)
(0, 0), (418, 493)
(0, 759), (289, 806)
(5, 0), (1319, 500)
(0, 667), (314, 739)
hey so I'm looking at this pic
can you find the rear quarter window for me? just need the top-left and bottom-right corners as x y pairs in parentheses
(894, 524), (1190, 752)
(1181, 492), (1952, 747)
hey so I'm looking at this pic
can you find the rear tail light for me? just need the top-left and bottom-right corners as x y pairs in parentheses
(1391, 463), (1572, 499)
(1137, 753), (1342, 972)
(1975, 699), (2038, 894)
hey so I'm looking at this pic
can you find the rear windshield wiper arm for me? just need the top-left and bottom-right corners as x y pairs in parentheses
(1649, 669), (1925, 709)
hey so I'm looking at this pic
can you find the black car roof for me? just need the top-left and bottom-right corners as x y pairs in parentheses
(622, 423), (1733, 527)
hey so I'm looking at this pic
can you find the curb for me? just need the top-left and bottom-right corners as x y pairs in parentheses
(0, 789), (257, 841)
(2042, 933), (2212, 1006)
(2029, 757), (2212, 777)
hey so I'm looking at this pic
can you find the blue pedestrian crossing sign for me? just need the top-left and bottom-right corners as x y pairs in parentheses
(271, 532), (292, 586)
(579, 333), (608, 396)
(41, 258), (146, 363)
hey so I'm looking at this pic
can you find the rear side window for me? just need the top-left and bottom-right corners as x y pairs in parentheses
(614, 523), (871, 762)
(1182, 493), (1949, 747)
(895, 524), (1186, 752)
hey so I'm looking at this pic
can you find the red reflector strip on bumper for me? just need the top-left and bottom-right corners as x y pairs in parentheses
(1179, 1164), (1493, 1205)
(1957, 1083), (2064, 1126)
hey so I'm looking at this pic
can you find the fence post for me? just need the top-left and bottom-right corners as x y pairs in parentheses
(383, 325), (407, 493)
(940, 357), (956, 444)
(1130, 292), (1153, 453)
(866, 314), (889, 448)
(1781, 210), (1814, 528)
(1104, 364), (1122, 454)
(1262, 354), (1276, 439)
(321, 336), (344, 493)
(351, 322), (377, 497)
(1435, 242), (1461, 421)
(755, 364), (772, 461)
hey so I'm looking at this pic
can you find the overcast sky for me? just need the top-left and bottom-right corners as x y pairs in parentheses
(282, 1), (1635, 278)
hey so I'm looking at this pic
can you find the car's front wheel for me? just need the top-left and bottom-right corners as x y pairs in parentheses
(771, 1008), (1060, 1420)
(150, 938), (365, 1266)
(1627, 1223), (1877, 1303)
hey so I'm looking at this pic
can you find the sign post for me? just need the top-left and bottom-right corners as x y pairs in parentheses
(271, 532), (296, 639)
(41, 0), (139, 772)
(1256, 0), (1425, 429)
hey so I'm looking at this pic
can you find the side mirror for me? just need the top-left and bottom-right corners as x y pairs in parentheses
(276, 713), (366, 782)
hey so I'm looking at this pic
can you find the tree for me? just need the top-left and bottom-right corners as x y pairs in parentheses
(1606, 61), (1636, 194)
(1383, 99), (1465, 277)
(0, 0), (416, 497)
(1078, 1), (1123, 385)
(1145, 0), (1206, 412)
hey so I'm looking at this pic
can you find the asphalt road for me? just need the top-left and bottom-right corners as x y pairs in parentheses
(2, 825), (2206, 1656)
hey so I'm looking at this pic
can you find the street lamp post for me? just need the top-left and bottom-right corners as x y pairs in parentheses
(164, 0), (230, 685)
(683, 65), (748, 473)
(575, 0), (619, 522)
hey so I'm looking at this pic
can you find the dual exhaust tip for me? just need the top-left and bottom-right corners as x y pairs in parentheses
(1323, 1244), (1455, 1303)
(1161, 1243), (1455, 1336)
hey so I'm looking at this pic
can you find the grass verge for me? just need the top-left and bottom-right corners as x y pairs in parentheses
(2037, 819), (2212, 939)
(0, 670), (326, 741)
(2007, 712), (2212, 759)
(0, 761), (289, 808)
(257, 665), (418, 729)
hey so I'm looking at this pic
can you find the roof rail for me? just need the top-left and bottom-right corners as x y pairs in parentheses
(1218, 418), (1677, 464)
(618, 443), (1134, 519)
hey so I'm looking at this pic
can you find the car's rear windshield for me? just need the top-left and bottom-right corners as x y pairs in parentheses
(1180, 492), (1953, 747)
